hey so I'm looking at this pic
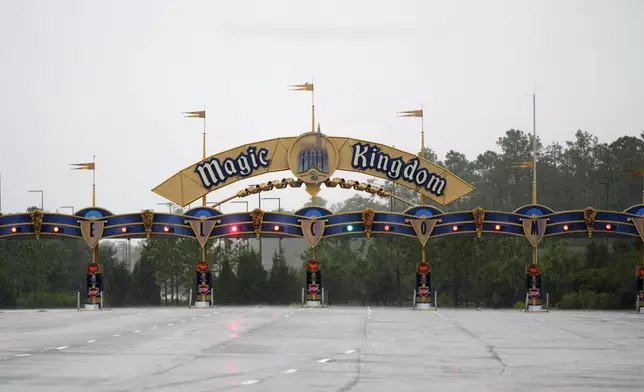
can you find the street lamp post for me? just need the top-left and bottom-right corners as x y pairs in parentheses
(262, 197), (282, 252)
(231, 201), (250, 247)
(595, 181), (609, 210)
(156, 202), (173, 213)
(231, 200), (249, 212)
(57, 206), (75, 214)
(28, 190), (44, 210)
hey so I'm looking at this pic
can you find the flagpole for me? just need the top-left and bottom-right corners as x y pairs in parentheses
(92, 155), (96, 207)
(421, 104), (425, 161)
(532, 93), (537, 205)
(528, 91), (537, 266)
(420, 104), (426, 205)
(202, 105), (207, 207)
(311, 79), (315, 133)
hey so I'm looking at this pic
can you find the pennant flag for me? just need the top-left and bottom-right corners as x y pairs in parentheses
(183, 110), (206, 118)
(288, 83), (314, 91)
(397, 109), (423, 118)
(70, 162), (95, 170)
(509, 160), (534, 168)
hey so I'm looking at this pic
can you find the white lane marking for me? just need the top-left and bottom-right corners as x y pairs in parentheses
(205, 314), (211, 317)
(284, 368), (298, 374)
(192, 317), (197, 320)
(168, 323), (174, 326)
(152, 327), (158, 330)
(55, 346), (68, 350)
(344, 349), (356, 354)
(214, 312), (220, 314)
(285, 314), (290, 317)
(317, 358), (332, 363)
(136, 312), (143, 316)
(434, 312), (450, 320)
(240, 380), (259, 385)
(86, 340), (96, 343)
(181, 320), (186, 323)
(112, 334), (121, 337)
(134, 330), (141, 333)
(15, 353), (31, 357)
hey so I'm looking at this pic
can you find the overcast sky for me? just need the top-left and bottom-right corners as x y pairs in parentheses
(1, 0), (642, 215)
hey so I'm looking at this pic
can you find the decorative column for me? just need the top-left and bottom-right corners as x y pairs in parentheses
(521, 216), (547, 312)
(79, 218), (106, 310)
(406, 216), (439, 310)
(627, 217), (644, 313)
(186, 217), (219, 307)
(300, 216), (326, 307)
(636, 266), (644, 313)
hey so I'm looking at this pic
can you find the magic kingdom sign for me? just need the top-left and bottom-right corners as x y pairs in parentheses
(153, 131), (475, 206)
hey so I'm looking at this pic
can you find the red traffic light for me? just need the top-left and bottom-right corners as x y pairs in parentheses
(163, 226), (174, 233)
(121, 227), (128, 233)
(384, 225), (391, 231)
(231, 225), (238, 233)
(605, 223), (614, 230)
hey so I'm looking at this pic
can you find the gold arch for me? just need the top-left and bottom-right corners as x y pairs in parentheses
(152, 135), (475, 207)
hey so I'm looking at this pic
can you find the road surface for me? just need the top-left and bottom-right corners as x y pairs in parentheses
(1, 306), (643, 391)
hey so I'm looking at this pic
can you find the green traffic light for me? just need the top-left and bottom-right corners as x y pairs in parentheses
(346, 225), (354, 232)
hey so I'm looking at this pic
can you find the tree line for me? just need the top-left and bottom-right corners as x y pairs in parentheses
(1, 129), (643, 309)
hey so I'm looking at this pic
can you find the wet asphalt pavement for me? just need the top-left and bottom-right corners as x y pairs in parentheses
(1, 306), (643, 391)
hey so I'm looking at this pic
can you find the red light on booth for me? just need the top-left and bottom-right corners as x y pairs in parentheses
(563, 225), (569, 231)
(384, 225), (391, 231)
(494, 224), (501, 231)
(163, 226), (170, 232)
(11, 227), (17, 233)
(605, 224), (613, 230)
(452, 225), (459, 232)
(121, 227), (127, 233)
(231, 225), (238, 233)
(53, 226), (60, 233)
(273, 225), (281, 231)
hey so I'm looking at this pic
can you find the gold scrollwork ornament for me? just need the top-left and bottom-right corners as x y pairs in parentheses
(141, 209), (154, 239)
(362, 208), (376, 239)
(30, 209), (44, 239)
(584, 206), (597, 238)
(250, 208), (264, 239)
(473, 207), (486, 239)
